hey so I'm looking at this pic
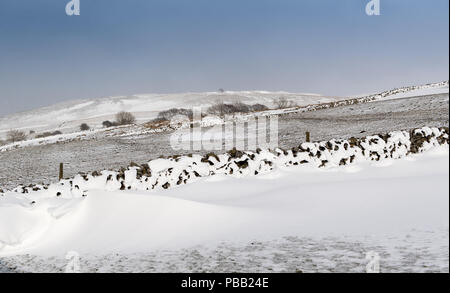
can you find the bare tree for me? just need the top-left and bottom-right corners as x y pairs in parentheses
(116, 111), (136, 125)
(7, 130), (27, 143)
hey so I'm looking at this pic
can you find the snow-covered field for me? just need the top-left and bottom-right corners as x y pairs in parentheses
(1, 91), (447, 191)
(0, 143), (448, 273)
(0, 91), (333, 139)
(0, 81), (447, 140)
(0, 81), (448, 273)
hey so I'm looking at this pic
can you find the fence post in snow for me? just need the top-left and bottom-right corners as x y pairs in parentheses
(306, 131), (311, 143)
(59, 163), (64, 181)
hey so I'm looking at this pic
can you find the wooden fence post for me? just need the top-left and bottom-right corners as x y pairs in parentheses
(306, 131), (311, 143)
(59, 163), (64, 181)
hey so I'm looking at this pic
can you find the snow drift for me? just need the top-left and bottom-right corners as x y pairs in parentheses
(0, 137), (448, 260)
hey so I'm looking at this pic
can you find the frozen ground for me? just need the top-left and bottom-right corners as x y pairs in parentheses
(0, 146), (448, 273)
(0, 92), (448, 190)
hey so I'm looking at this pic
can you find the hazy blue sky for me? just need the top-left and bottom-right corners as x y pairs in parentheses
(0, 0), (448, 116)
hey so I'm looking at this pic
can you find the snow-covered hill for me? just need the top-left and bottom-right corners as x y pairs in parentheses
(0, 91), (333, 139)
(0, 81), (448, 140)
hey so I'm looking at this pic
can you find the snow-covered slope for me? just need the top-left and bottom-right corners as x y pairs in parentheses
(374, 81), (449, 100)
(0, 91), (334, 139)
(0, 81), (447, 140)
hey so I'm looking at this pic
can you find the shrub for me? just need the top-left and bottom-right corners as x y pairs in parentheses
(151, 117), (169, 123)
(102, 120), (114, 128)
(80, 123), (90, 131)
(35, 131), (63, 139)
(249, 104), (269, 112)
(6, 130), (27, 143)
(207, 102), (251, 116)
(116, 111), (136, 125)
(157, 108), (193, 120)
(144, 117), (170, 129)
(231, 102), (251, 113)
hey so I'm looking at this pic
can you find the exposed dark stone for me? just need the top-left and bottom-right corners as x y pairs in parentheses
(319, 160), (328, 168)
(348, 137), (359, 147)
(235, 159), (249, 169)
(228, 148), (244, 159)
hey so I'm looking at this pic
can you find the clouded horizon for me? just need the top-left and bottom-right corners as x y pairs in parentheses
(0, 0), (448, 116)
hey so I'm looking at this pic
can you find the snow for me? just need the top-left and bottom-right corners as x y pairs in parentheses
(381, 84), (449, 100)
(0, 91), (337, 140)
(0, 123), (448, 272)
(0, 145), (448, 272)
(1, 81), (446, 142)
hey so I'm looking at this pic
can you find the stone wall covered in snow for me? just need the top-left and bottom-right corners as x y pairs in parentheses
(1, 127), (448, 198)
